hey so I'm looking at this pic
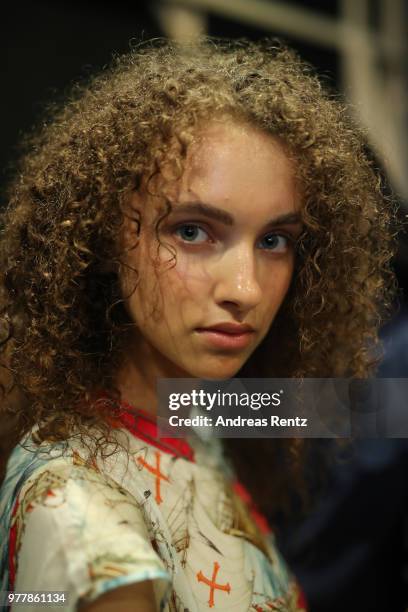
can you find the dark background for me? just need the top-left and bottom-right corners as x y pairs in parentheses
(1, 1), (339, 175)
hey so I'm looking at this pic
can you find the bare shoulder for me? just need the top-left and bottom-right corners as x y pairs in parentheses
(77, 580), (158, 612)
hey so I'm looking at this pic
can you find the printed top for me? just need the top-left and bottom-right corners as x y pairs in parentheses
(0, 405), (306, 612)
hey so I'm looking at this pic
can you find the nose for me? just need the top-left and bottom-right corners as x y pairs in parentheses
(212, 243), (263, 312)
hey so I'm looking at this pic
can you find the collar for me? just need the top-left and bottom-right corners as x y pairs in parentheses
(105, 397), (195, 462)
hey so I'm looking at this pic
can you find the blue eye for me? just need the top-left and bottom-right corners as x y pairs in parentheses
(175, 224), (209, 243)
(260, 234), (290, 252)
(174, 224), (293, 253)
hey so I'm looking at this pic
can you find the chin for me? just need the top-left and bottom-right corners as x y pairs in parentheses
(187, 362), (244, 381)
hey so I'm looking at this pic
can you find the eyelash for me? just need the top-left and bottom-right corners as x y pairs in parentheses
(172, 223), (296, 253)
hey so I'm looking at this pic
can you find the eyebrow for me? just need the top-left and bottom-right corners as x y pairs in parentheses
(171, 201), (302, 227)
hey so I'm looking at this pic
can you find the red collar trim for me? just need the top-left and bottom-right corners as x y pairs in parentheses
(104, 397), (195, 463)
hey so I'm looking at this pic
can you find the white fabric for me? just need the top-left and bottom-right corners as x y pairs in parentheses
(4, 428), (303, 611)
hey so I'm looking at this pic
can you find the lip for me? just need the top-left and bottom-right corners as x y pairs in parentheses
(195, 328), (255, 350)
(198, 322), (255, 334)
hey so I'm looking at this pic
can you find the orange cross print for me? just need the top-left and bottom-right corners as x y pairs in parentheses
(136, 450), (170, 504)
(197, 561), (231, 608)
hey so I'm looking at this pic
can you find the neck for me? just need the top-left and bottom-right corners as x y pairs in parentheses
(114, 331), (191, 417)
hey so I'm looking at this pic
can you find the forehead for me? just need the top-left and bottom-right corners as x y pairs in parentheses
(188, 120), (285, 160)
(177, 120), (299, 212)
(138, 120), (299, 220)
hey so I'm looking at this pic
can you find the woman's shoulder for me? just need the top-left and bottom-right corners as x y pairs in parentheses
(0, 427), (121, 501)
(0, 424), (222, 508)
(0, 427), (171, 611)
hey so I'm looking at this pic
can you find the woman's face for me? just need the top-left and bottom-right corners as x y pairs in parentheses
(120, 120), (302, 380)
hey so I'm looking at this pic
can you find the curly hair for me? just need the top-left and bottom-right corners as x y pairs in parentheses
(0, 36), (397, 516)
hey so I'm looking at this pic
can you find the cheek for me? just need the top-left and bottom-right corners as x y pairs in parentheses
(160, 247), (214, 296)
(280, 259), (295, 295)
(263, 260), (295, 313)
(158, 262), (205, 311)
(150, 254), (212, 326)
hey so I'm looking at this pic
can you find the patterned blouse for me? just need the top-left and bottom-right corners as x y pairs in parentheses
(0, 404), (306, 611)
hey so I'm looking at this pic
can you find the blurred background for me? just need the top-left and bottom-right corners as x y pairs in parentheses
(1, 1), (408, 610)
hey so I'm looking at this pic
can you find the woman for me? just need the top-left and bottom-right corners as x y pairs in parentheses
(0, 37), (395, 611)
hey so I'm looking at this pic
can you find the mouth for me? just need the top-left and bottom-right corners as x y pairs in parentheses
(195, 328), (255, 350)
